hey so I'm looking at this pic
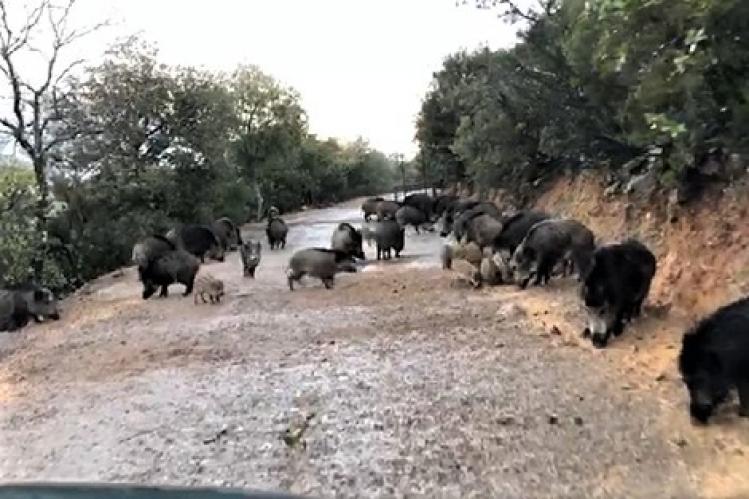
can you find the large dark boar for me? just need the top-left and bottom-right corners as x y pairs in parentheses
(361, 197), (384, 221)
(376, 200), (401, 221)
(240, 240), (262, 277)
(491, 210), (551, 254)
(375, 219), (405, 260)
(679, 297), (749, 424)
(212, 217), (241, 251)
(452, 198), (481, 216)
(438, 198), (479, 237)
(439, 200), (490, 237)
(451, 209), (481, 242)
(471, 201), (501, 219)
(403, 193), (434, 220)
(581, 239), (657, 348)
(140, 248), (200, 299)
(132, 235), (175, 270)
(450, 205), (498, 241)
(267, 206), (281, 220)
(433, 194), (458, 220)
(266, 218), (289, 250)
(287, 248), (357, 291)
(172, 225), (225, 263)
(510, 218), (596, 288)
(0, 284), (60, 332)
(331, 222), (365, 260)
(463, 213), (504, 250)
(395, 205), (429, 233)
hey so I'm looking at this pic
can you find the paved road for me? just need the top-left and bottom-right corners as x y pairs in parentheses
(0, 198), (746, 498)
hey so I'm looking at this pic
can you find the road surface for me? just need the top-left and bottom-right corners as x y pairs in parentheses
(1, 198), (747, 498)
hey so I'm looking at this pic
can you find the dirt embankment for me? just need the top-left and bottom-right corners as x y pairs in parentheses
(534, 173), (749, 318)
(455, 172), (749, 317)
(451, 173), (749, 497)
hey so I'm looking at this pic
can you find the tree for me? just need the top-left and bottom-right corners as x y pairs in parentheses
(0, 0), (104, 278)
(229, 65), (308, 218)
(50, 39), (244, 280)
(419, 0), (749, 201)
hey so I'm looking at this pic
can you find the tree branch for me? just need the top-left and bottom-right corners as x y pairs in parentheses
(0, 1), (48, 55)
(43, 127), (103, 153)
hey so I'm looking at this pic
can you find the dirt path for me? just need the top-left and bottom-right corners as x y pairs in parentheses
(1, 199), (748, 498)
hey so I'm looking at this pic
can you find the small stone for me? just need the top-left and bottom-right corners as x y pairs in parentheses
(548, 415), (559, 425)
(573, 416), (584, 426)
(673, 438), (688, 448)
(655, 373), (667, 382)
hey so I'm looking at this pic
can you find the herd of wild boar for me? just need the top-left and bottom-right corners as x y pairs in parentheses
(1, 192), (748, 426)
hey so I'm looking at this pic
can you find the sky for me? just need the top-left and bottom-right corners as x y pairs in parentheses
(9, 0), (522, 158)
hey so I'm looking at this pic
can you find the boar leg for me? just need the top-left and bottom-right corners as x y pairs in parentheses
(738, 379), (749, 418)
(142, 283), (157, 300)
(183, 277), (195, 296)
(7, 315), (27, 332)
(610, 307), (625, 337)
(518, 276), (531, 290)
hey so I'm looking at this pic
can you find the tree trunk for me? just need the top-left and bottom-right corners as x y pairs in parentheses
(32, 156), (49, 281)
(254, 181), (264, 222)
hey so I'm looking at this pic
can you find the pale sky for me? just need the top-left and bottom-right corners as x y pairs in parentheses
(13, 0), (521, 157)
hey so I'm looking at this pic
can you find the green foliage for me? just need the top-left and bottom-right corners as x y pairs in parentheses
(419, 0), (749, 197)
(0, 166), (66, 290)
(0, 38), (394, 293)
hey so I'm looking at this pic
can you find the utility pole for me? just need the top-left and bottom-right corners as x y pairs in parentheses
(399, 153), (406, 199)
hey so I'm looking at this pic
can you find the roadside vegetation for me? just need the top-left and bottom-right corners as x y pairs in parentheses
(416, 0), (749, 201)
(0, 2), (395, 293)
